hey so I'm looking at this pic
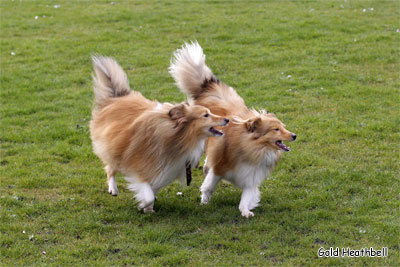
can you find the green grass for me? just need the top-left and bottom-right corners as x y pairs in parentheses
(1, 0), (399, 265)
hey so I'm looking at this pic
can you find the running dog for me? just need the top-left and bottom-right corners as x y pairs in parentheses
(90, 56), (229, 213)
(170, 42), (296, 217)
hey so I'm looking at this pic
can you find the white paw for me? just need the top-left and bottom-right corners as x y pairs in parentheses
(200, 192), (210, 205)
(138, 200), (154, 210)
(143, 206), (155, 213)
(241, 210), (254, 218)
(108, 179), (118, 196)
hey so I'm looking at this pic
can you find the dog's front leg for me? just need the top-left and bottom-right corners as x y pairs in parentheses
(143, 202), (155, 213)
(143, 187), (160, 213)
(200, 169), (221, 204)
(239, 187), (259, 218)
(127, 181), (155, 212)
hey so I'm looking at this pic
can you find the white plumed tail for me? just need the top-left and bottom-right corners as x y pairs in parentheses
(92, 56), (131, 109)
(169, 41), (216, 101)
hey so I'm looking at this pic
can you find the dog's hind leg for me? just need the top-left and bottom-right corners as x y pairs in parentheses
(200, 169), (221, 204)
(106, 165), (118, 196)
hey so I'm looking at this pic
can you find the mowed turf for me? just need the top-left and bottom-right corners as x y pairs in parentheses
(1, 0), (399, 266)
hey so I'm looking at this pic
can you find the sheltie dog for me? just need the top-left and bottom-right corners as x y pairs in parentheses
(169, 42), (296, 217)
(90, 56), (229, 213)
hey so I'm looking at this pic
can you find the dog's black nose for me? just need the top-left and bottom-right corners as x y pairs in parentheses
(291, 133), (297, 141)
(224, 118), (230, 125)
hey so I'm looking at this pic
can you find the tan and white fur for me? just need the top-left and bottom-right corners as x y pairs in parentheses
(170, 42), (296, 217)
(90, 56), (229, 213)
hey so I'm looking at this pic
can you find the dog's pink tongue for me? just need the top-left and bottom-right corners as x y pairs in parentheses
(276, 141), (290, 152)
(210, 127), (223, 136)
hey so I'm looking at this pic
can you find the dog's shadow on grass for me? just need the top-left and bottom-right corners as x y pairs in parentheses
(108, 190), (286, 227)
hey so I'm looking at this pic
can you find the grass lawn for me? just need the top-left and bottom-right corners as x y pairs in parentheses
(1, 0), (399, 265)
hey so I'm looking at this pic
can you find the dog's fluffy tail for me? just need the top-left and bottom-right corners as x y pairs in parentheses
(169, 41), (217, 101)
(92, 56), (131, 109)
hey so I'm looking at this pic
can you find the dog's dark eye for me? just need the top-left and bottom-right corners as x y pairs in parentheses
(274, 128), (279, 131)
(204, 114), (209, 118)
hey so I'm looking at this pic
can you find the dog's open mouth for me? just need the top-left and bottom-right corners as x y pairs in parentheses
(209, 127), (223, 136)
(276, 140), (290, 152)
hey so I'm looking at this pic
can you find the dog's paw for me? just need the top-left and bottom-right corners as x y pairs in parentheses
(108, 181), (119, 196)
(143, 206), (155, 213)
(241, 210), (254, 218)
(200, 193), (210, 205)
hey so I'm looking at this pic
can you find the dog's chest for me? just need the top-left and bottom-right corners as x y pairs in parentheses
(188, 138), (206, 166)
(225, 151), (278, 189)
(150, 139), (205, 190)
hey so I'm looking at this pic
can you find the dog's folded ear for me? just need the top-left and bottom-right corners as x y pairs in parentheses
(246, 117), (261, 132)
(169, 104), (187, 121)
